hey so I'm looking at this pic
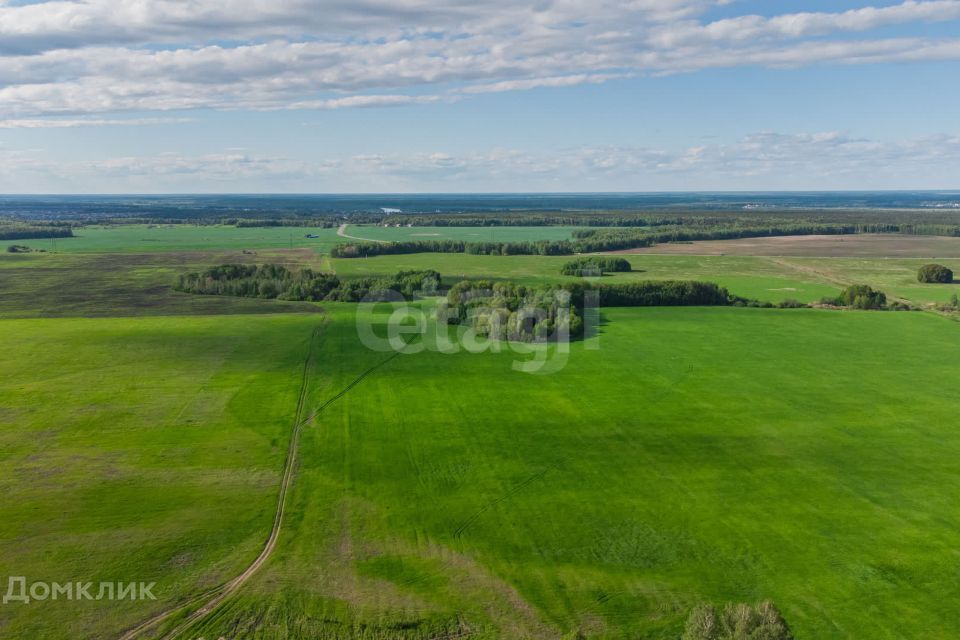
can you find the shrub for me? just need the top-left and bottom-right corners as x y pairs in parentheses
(822, 284), (888, 310)
(682, 601), (793, 640)
(776, 299), (808, 309)
(840, 284), (887, 310)
(918, 263), (954, 283)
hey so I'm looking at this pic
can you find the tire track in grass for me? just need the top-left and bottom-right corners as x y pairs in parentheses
(337, 224), (389, 244)
(118, 324), (322, 640)
(120, 326), (403, 640)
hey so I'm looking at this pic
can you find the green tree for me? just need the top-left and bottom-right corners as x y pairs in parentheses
(918, 264), (954, 284)
(837, 284), (887, 310)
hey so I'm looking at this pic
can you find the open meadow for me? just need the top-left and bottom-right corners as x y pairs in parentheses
(3, 225), (960, 639)
(10, 225), (585, 255)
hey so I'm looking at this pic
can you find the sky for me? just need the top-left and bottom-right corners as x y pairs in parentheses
(0, 0), (958, 193)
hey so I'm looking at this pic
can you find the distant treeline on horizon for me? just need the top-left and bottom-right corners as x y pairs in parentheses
(1, 191), (960, 222)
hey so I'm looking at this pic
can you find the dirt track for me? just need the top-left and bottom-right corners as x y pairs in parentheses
(119, 325), (323, 640)
(119, 327), (406, 640)
(337, 224), (388, 243)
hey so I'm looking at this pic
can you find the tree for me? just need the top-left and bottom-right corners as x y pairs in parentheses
(837, 284), (887, 310)
(682, 601), (793, 640)
(918, 264), (954, 284)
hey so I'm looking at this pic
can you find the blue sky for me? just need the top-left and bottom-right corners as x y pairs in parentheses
(0, 0), (958, 192)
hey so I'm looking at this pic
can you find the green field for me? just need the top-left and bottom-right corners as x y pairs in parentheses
(338, 225), (585, 244)
(331, 253), (842, 303)
(4, 227), (960, 639)
(13, 225), (346, 254)
(189, 305), (960, 640)
(0, 314), (321, 638)
(12, 224), (586, 254)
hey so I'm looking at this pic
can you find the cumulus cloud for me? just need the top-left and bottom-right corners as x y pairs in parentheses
(0, 1), (957, 116)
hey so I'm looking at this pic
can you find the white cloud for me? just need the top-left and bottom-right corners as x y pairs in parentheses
(4, 131), (960, 191)
(0, 1), (957, 116)
(0, 117), (194, 128)
(461, 74), (628, 94)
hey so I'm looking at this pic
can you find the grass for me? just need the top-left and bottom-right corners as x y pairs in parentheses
(0, 313), (322, 639)
(179, 305), (960, 640)
(9, 224), (586, 254)
(775, 257), (960, 305)
(6, 229), (960, 639)
(11, 225), (346, 254)
(0, 250), (325, 318)
(330, 253), (840, 303)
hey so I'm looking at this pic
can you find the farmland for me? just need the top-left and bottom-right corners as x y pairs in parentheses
(9, 224), (584, 254)
(3, 222), (960, 639)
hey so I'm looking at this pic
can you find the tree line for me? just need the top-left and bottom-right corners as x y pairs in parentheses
(560, 256), (632, 276)
(381, 213), (681, 227)
(440, 279), (739, 343)
(330, 239), (577, 258)
(0, 225), (74, 241)
(174, 264), (441, 303)
(332, 222), (954, 259)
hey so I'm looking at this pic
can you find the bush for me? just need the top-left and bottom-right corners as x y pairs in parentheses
(682, 601), (793, 640)
(918, 263), (954, 283)
(776, 299), (808, 309)
(821, 284), (888, 310)
(840, 284), (887, 310)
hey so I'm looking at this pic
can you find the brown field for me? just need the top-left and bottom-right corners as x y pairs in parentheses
(613, 234), (960, 258)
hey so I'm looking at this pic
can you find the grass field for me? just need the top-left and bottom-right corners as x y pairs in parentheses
(150, 305), (960, 639)
(0, 314), (322, 639)
(10, 224), (585, 254)
(0, 250), (325, 318)
(330, 253), (841, 303)
(5, 304), (960, 639)
(11, 225), (346, 254)
(5, 227), (960, 639)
